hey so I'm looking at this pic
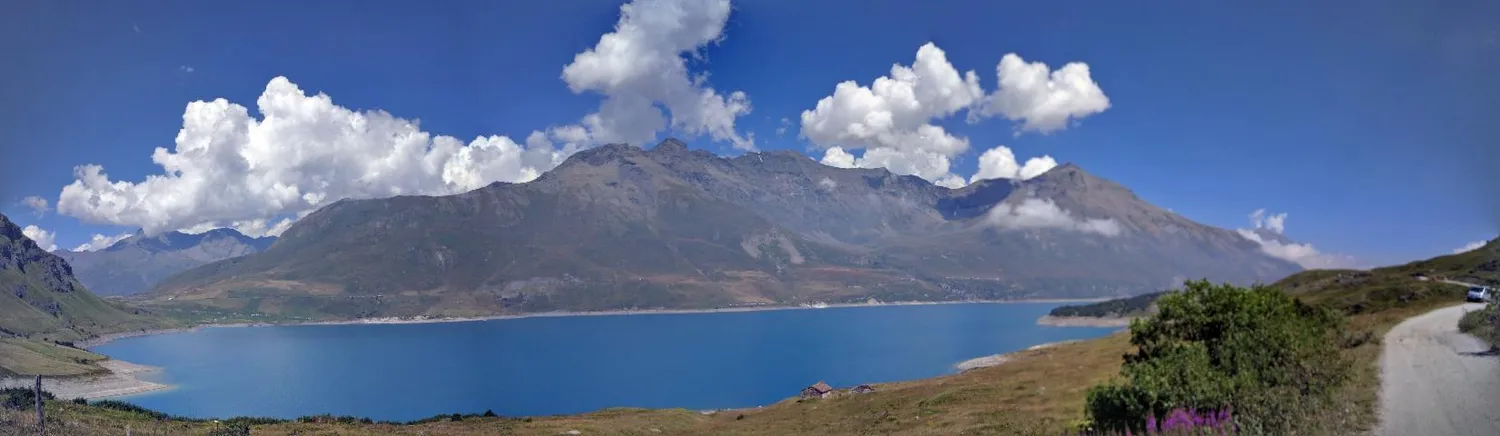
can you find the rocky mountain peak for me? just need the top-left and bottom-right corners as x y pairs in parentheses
(652, 138), (689, 154)
(0, 213), (79, 294)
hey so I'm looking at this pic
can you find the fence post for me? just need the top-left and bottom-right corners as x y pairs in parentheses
(34, 374), (44, 436)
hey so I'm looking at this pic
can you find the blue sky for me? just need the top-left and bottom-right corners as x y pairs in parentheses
(1, 0), (1496, 266)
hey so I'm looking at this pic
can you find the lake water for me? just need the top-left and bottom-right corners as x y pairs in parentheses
(92, 302), (1117, 421)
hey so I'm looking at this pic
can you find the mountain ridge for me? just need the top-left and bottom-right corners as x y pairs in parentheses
(57, 229), (277, 296)
(145, 139), (1301, 319)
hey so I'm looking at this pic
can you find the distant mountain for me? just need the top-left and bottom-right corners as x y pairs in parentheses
(150, 139), (1300, 319)
(57, 229), (276, 296)
(0, 213), (168, 342)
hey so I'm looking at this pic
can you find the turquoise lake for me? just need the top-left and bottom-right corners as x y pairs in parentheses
(91, 302), (1118, 421)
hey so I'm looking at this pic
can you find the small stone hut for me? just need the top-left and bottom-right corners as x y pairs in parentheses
(801, 381), (834, 399)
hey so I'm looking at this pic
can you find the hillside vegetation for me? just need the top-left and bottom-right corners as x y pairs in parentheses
(0, 213), (177, 376)
(7, 213), (1490, 435)
(1275, 238), (1496, 322)
(1084, 281), (1353, 434)
(1047, 292), (1164, 318)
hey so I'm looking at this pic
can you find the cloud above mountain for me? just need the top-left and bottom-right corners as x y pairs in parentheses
(970, 146), (1058, 183)
(53, 77), (579, 236)
(1454, 240), (1487, 254)
(21, 225), (57, 252)
(987, 197), (1122, 236)
(971, 53), (1111, 134)
(72, 233), (133, 252)
(560, 0), (754, 151)
(1236, 209), (1358, 269)
(801, 43), (981, 187)
(1250, 209), (1287, 234)
(21, 196), (48, 216)
(48, 0), (746, 237)
(800, 43), (1106, 187)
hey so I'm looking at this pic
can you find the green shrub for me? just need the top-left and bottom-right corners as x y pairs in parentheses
(1, 387), (54, 410)
(91, 399), (172, 420)
(1459, 303), (1498, 347)
(1085, 280), (1351, 434)
(206, 422), (251, 436)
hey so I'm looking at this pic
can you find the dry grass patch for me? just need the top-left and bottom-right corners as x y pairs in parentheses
(0, 338), (107, 377)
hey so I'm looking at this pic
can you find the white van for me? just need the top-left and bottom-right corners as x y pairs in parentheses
(1468, 286), (1492, 303)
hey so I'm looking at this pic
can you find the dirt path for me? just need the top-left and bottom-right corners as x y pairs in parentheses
(1378, 303), (1500, 436)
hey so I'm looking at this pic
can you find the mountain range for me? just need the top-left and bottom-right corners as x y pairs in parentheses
(57, 229), (276, 297)
(144, 139), (1301, 319)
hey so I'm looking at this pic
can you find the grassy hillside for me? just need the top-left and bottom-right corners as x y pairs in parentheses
(1275, 238), (1497, 316)
(0, 213), (178, 376)
(0, 269), (166, 343)
(0, 338), (108, 377)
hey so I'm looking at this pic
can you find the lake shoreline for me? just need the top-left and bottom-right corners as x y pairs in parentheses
(78, 327), (202, 349)
(1035, 314), (1136, 327)
(84, 298), (1109, 347)
(0, 359), (171, 400)
(954, 339), (1086, 371)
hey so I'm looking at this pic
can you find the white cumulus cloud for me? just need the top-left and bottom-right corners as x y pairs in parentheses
(986, 197), (1121, 236)
(1236, 209), (1358, 269)
(1454, 240), (1487, 254)
(54, 0), (755, 237)
(55, 77), (582, 236)
(819, 147), (857, 168)
(801, 44), (1107, 186)
(21, 196), (49, 216)
(801, 43), (982, 184)
(1249, 208), (1288, 234)
(561, 0), (754, 150)
(72, 233), (133, 252)
(21, 225), (57, 252)
(973, 53), (1110, 134)
(969, 145), (1058, 183)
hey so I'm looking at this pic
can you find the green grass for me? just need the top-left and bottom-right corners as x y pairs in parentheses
(0, 338), (108, 377)
(0, 219), (184, 376)
(0, 269), (178, 343)
(1274, 244), (1497, 316)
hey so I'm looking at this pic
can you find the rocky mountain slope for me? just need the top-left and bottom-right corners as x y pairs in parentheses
(0, 213), (168, 343)
(148, 139), (1300, 319)
(57, 229), (275, 296)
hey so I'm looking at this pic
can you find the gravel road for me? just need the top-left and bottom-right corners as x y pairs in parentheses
(1378, 303), (1500, 436)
